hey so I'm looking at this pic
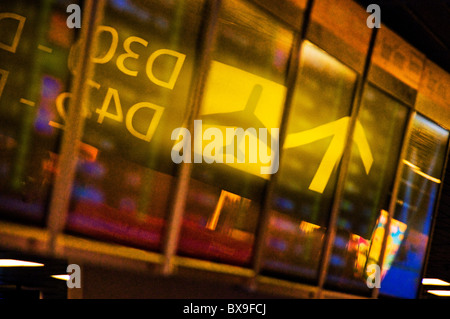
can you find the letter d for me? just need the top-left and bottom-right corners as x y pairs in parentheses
(0, 13), (26, 53)
(146, 49), (186, 89)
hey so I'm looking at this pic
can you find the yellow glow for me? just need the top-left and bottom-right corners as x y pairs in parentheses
(201, 61), (285, 129)
(403, 160), (441, 184)
(427, 290), (450, 297)
(402, 159), (420, 170)
(299, 221), (321, 233)
(0, 259), (44, 267)
(206, 190), (242, 231)
(422, 278), (450, 286)
(414, 169), (441, 184)
(199, 61), (286, 178)
(207, 190), (226, 230)
(51, 274), (70, 281)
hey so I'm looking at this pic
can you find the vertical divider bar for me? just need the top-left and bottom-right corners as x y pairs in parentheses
(249, 0), (314, 289)
(46, 0), (105, 252)
(315, 27), (379, 298)
(161, 0), (222, 276)
(371, 109), (415, 299)
(417, 127), (450, 298)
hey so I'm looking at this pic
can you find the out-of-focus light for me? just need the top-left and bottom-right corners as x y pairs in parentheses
(403, 159), (420, 170)
(0, 259), (44, 267)
(414, 169), (441, 184)
(403, 160), (441, 184)
(422, 278), (450, 286)
(427, 290), (450, 297)
(299, 220), (321, 233)
(51, 274), (70, 281)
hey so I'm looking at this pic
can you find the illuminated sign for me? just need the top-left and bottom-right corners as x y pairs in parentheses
(172, 61), (284, 176)
(0, 9), (374, 188)
(0, 13), (179, 143)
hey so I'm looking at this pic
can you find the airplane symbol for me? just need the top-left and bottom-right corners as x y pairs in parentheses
(284, 117), (373, 193)
(199, 84), (272, 161)
(195, 61), (372, 185)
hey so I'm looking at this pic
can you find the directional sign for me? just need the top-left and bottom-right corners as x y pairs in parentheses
(284, 116), (373, 193)
(197, 61), (373, 190)
(197, 61), (286, 177)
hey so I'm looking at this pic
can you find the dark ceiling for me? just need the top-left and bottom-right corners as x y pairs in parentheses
(0, 250), (68, 299)
(355, 0), (450, 298)
(356, 0), (450, 74)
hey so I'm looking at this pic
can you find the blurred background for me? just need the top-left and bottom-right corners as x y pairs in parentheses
(0, 0), (449, 299)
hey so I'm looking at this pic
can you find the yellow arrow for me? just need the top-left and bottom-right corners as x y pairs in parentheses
(284, 116), (373, 193)
(353, 119), (374, 175)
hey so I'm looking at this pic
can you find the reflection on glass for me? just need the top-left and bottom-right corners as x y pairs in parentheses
(325, 84), (408, 294)
(381, 114), (449, 298)
(367, 209), (407, 280)
(179, 0), (294, 265)
(65, 0), (204, 250)
(0, 1), (77, 224)
(261, 41), (356, 281)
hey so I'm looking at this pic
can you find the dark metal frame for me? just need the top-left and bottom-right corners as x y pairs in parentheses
(370, 109), (415, 299)
(250, 0), (314, 288)
(46, 0), (106, 250)
(160, 0), (223, 276)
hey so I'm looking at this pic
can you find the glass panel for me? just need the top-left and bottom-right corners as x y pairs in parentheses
(65, 0), (204, 250)
(0, 0), (78, 224)
(178, 0), (294, 265)
(325, 84), (408, 294)
(261, 41), (357, 282)
(380, 114), (449, 298)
